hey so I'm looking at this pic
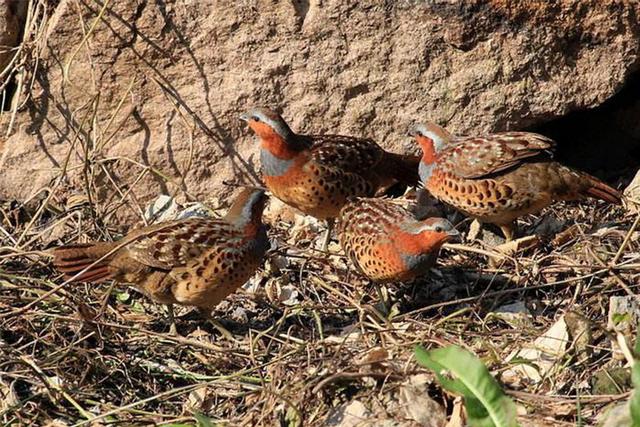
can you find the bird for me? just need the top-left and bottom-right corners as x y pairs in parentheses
(337, 197), (458, 284)
(50, 188), (270, 334)
(410, 121), (622, 240)
(240, 107), (420, 250)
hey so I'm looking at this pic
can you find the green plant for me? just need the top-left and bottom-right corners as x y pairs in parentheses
(415, 345), (518, 427)
(630, 336), (640, 426)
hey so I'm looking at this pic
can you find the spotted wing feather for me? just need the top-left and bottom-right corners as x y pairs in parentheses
(447, 132), (556, 179)
(125, 218), (238, 270)
(308, 135), (384, 174)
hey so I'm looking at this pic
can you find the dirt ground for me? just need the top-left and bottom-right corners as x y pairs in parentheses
(1, 182), (638, 425)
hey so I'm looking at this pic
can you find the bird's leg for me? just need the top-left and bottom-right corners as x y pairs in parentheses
(198, 307), (237, 342)
(372, 281), (390, 317)
(321, 218), (335, 252)
(165, 303), (178, 335)
(499, 223), (515, 242)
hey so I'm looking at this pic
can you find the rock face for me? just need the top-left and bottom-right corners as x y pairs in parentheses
(0, 0), (638, 218)
(0, 1), (21, 81)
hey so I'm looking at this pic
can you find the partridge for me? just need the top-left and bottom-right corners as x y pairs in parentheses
(337, 197), (458, 283)
(410, 122), (622, 240)
(51, 188), (270, 331)
(240, 107), (420, 249)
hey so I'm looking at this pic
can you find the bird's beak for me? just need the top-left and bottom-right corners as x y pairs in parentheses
(239, 113), (250, 122)
(407, 124), (419, 137)
(445, 228), (462, 242)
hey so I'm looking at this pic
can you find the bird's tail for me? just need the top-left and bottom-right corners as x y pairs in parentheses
(379, 152), (421, 187)
(556, 164), (622, 205)
(50, 242), (118, 282)
(579, 172), (622, 205)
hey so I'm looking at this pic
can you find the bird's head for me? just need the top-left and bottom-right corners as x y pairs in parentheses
(419, 217), (459, 243)
(408, 122), (452, 163)
(398, 216), (459, 255)
(240, 108), (294, 142)
(226, 187), (269, 231)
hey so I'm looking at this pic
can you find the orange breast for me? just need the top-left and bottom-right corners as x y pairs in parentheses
(264, 158), (369, 220)
(354, 241), (404, 282)
(426, 165), (556, 225)
(263, 159), (330, 216)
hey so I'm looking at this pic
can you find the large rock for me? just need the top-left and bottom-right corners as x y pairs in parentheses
(0, 1), (21, 81)
(0, 0), (638, 217)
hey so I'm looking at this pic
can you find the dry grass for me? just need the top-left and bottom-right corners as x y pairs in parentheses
(0, 176), (638, 425)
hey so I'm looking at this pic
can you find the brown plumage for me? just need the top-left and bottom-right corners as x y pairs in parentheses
(240, 108), (419, 249)
(411, 122), (622, 240)
(51, 188), (270, 322)
(337, 197), (458, 283)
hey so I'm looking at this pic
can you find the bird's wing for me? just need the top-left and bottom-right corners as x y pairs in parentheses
(123, 218), (240, 270)
(446, 132), (556, 179)
(307, 134), (385, 174)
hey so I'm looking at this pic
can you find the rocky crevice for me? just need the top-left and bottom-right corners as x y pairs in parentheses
(0, 0), (28, 111)
(534, 69), (640, 177)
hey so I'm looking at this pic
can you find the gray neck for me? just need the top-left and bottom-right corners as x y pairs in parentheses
(400, 251), (438, 277)
(237, 196), (260, 227)
(261, 148), (296, 177)
(427, 133), (447, 153)
(419, 161), (435, 183)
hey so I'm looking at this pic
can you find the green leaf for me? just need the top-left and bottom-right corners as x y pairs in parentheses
(415, 345), (518, 427)
(130, 301), (146, 313)
(285, 405), (302, 427)
(115, 290), (130, 303)
(634, 332), (640, 358)
(194, 412), (217, 427)
(630, 362), (640, 426)
(629, 330), (640, 426)
(612, 313), (632, 326)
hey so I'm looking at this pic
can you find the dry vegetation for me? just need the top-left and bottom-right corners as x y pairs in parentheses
(0, 170), (638, 426)
(1, 1), (640, 426)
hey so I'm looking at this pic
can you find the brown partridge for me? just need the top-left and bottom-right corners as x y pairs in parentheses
(410, 122), (622, 240)
(240, 107), (420, 249)
(51, 188), (269, 331)
(337, 197), (458, 284)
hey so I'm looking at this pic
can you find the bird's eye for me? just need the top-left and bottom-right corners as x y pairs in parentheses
(252, 115), (261, 122)
(435, 225), (443, 232)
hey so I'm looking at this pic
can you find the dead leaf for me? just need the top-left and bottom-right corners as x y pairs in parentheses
(552, 224), (582, 247)
(445, 397), (465, 427)
(322, 324), (362, 345)
(325, 400), (372, 427)
(607, 296), (640, 360)
(598, 401), (632, 427)
(488, 301), (533, 329)
(502, 315), (569, 386)
(623, 168), (640, 213)
(355, 347), (389, 366)
(494, 235), (540, 256)
(184, 385), (211, 413)
(564, 311), (593, 359)
(398, 374), (447, 427)
(467, 219), (482, 241)
(0, 379), (18, 414)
